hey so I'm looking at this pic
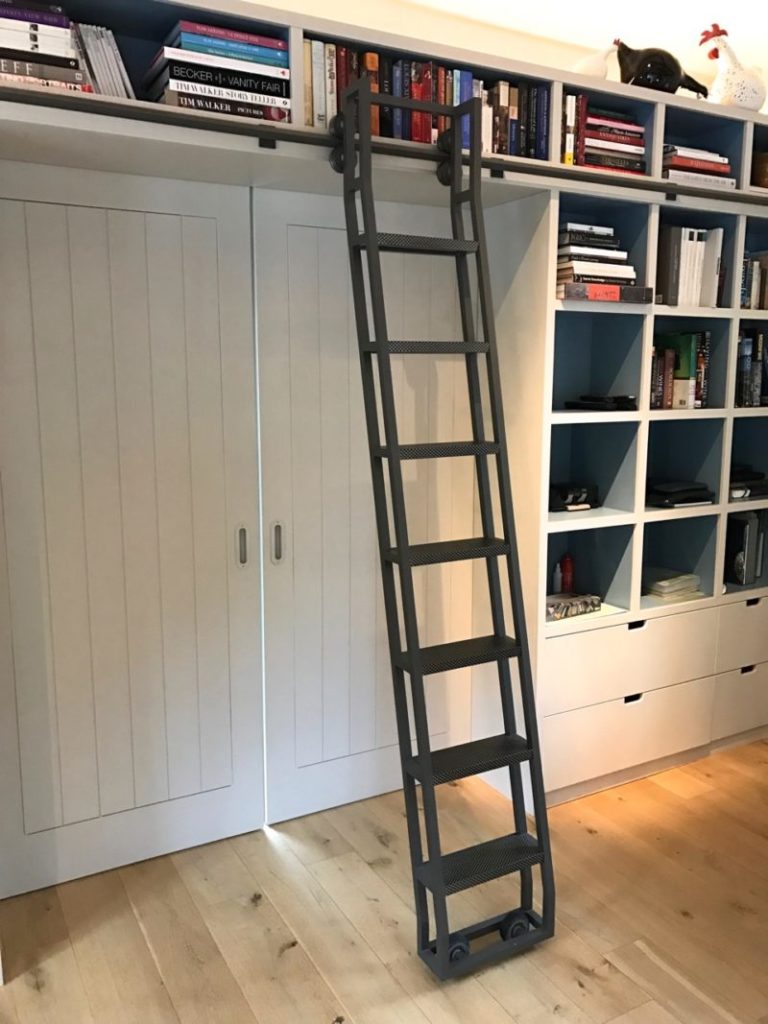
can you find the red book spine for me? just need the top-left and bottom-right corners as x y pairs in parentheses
(177, 20), (287, 50)
(581, 164), (646, 176)
(336, 44), (348, 109)
(585, 129), (645, 147)
(410, 61), (423, 142)
(436, 64), (446, 135)
(575, 94), (588, 165)
(666, 155), (732, 174)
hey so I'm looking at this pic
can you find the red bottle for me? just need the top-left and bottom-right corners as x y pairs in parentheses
(560, 553), (574, 593)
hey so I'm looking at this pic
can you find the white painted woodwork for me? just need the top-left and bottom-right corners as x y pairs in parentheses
(256, 190), (474, 822)
(716, 597), (768, 674)
(0, 168), (262, 898)
(712, 663), (768, 740)
(540, 676), (716, 794)
(539, 608), (719, 717)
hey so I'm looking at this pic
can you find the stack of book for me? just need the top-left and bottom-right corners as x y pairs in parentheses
(656, 225), (724, 307)
(663, 144), (736, 190)
(642, 566), (704, 603)
(145, 20), (290, 122)
(303, 38), (549, 158)
(556, 220), (650, 302)
(741, 252), (768, 310)
(650, 330), (712, 410)
(562, 96), (646, 175)
(0, 2), (87, 93)
(735, 327), (767, 407)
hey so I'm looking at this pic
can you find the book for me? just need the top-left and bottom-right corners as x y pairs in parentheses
(561, 222), (614, 237)
(158, 78), (290, 108)
(0, 4), (69, 27)
(656, 225), (683, 305)
(557, 260), (636, 279)
(145, 46), (290, 84)
(656, 332), (698, 409)
(736, 335), (753, 407)
(664, 154), (732, 175)
(584, 136), (645, 155)
(0, 42), (75, 67)
(701, 228), (724, 307)
(750, 330), (764, 407)
(558, 245), (628, 260)
(662, 348), (675, 408)
(535, 84), (549, 160)
(172, 20), (287, 51)
(0, 25), (74, 57)
(664, 144), (727, 163)
(391, 59), (402, 138)
(324, 42), (336, 125)
(0, 14), (69, 37)
(556, 282), (652, 302)
(172, 32), (289, 68)
(310, 38), (325, 128)
(162, 91), (290, 121)
(558, 230), (618, 248)
(663, 168), (737, 189)
(303, 38), (312, 125)
(582, 152), (645, 173)
(360, 51), (378, 135)
(0, 69), (89, 89)
(377, 53), (391, 137)
(0, 53), (84, 82)
(562, 92), (576, 165)
(147, 60), (290, 99)
(335, 44), (347, 110)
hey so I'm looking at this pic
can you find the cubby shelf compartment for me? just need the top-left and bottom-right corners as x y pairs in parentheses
(663, 105), (745, 190)
(750, 123), (768, 189)
(641, 515), (718, 609)
(741, 220), (768, 313)
(552, 311), (644, 414)
(723, 510), (768, 595)
(731, 418), (768, 480)
(656, 207), (739, 311)
(652, 314), (730, 411)
(546, 525), (634, 622)
(560, 86), (656, 176)
(549, 421), (638, 522)
(557, 192), (651, 293)
(646, 418), (725, 506)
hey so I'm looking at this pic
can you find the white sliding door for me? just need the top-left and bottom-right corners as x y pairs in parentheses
(256, 191), (475, 822)
(0, 165), (262, 898)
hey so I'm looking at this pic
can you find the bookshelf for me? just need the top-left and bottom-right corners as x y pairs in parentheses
(0, 0), (766, 807)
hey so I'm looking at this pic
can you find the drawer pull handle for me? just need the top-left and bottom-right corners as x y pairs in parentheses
(624, 693), (643, 704)
(628, 620), (647, 631)
(741, 665), (756, 674)
(746, 597), (761, 607)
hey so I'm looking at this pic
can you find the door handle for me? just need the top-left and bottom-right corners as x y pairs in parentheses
(271, 521), (284, 564)
(236, 525), (248, 567)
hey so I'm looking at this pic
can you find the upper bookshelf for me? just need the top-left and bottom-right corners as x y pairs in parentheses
(2, 0), (768, 202)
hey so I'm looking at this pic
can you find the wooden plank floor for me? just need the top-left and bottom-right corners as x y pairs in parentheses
(1, 739), (766, 1024)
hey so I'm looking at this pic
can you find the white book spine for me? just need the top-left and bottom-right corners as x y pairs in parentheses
(164, 78), (290, 107)
(324, 42), (336, 123)
(0, 16), (71, 39)
(0, 26), (73, 56)
(664, 168), (736, 188)
(481, 89), (493, 153)
(694, 230), (706, 308)
(156, 46), (290, 80)
(584, 137), (645, 155)
(701, 227), (723, 307)
(310, 39), (325, 128)
(303, 39), (312, 127)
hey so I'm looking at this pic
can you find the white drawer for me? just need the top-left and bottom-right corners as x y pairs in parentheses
(539, 608), (718, 716)
(712, 663), (768, 740)
(540, 675), (715, 793)
(716, 597), (768, 673)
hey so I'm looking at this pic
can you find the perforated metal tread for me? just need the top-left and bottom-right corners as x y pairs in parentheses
(406, 733), (532, 785)
(385, 537), (509, 566)
(356, 233), (479, 255)
(395, 634), (520, 675)
(374, 441), (499, 460)
(417, 833), (543, 895)
(363, 341), (490, 355)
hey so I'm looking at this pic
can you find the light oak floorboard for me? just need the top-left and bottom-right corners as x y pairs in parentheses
(0, 741), (766, 1024)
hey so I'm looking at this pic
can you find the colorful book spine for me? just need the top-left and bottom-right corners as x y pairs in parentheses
(401, 59), (411, 140)
(156, 61), (290, 99)
(0, 5), (69, 27)
(310, 38), (325, 128)
(176, 32), (289, 67)
(392, 59), (402, 138)
(335, 44), (347, 110)
(176, 20), (287, 50)
(303, 38), (312, 126)
(378, 53), (392, 137)
(361, 51), (379, 135)
(459, 67), (472, 149)
(165, 91), (289, 120)
(324, 42), (336, 124)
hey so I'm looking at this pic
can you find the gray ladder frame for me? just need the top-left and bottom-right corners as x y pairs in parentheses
(337, 75), (555, 980)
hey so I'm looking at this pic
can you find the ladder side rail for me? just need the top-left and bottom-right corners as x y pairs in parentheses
(464, 90), (556, 927)
(346, 76), (453, 966)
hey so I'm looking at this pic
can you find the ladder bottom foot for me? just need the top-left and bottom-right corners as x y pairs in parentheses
(419, 909), (553, 981)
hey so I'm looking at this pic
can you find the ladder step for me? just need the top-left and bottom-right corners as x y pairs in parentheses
(356, 233), (479, 255)
(416, 833), (543, 895)
(395, 634), (520, 674)
(365, 341), (490, 355)
(375, 441), (499, 460)
(385, 537), (509, 565)
(406, 733), (532, 785)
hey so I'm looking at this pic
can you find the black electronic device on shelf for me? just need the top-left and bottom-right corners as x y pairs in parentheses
(646, 479), (715, 508)
(549, 482), (601, 512)
(564, 394), (638, 412)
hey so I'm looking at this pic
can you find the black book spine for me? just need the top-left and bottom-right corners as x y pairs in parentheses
(0, 44), (76, 68)
(379, 53), (392, 137)
(0, 55), (85, 82)
(163, 60), (290, 98)
(527, 83), (538, 158)
(518, 81), (528, 157)
(401, 58), (411, 140)
(582, 151), (646, 172)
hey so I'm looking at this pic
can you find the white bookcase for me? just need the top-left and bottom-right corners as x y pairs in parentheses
(1, 0), (767, 807)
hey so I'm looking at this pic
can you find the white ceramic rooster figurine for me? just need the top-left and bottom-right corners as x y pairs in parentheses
(700, 23), (766, 110)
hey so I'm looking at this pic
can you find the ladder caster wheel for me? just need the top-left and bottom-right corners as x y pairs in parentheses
(448, 934), (470, 963)
(500, 911), (531, 942)
(329, 112), (345, 141)
(436, 128), (453, 155)
(329, 146), (345, 174)
(436, 160), (452, 187)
